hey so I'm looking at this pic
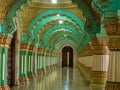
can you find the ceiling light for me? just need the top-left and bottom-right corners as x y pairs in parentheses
(56, 14), (60, 16)
(59, 20), (63, 24)
(51, 0), (57, 4)
(64, 35), (67, 37)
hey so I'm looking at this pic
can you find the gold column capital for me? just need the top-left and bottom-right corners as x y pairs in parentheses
(0, 36), (11, 48)
(109, 35), (120, 51)
(20, 43), (30, 51)
(79, 44), (93, 57)
(91, 37), (110, 55)
(104, 18), (120, 35)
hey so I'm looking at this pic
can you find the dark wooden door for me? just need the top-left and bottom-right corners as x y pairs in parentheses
(8, 33), (16, 86)
(62, 46), (73, 67)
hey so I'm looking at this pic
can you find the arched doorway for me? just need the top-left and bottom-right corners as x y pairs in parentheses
(62, 46), (73, 67)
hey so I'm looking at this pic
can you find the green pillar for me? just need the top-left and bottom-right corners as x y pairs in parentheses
(41, 54), (44, 72)
(0, 47), (10, 89)
(27, 51), (34, 79)
(0, 36), (11, 90)
(37, 53), (40, 74)
(19, 50), (29, 82)
(19, 43), (29, 82)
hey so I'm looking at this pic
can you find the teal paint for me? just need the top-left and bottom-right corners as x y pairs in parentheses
(19, 51), (28, 78)
(0, 0), (32, 36)
(0, 47), (8, 86)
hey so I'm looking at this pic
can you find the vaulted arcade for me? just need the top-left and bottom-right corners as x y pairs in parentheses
(0, 0), (120, 90)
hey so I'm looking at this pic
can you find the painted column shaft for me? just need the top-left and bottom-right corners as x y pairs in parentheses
(108, 51), (120, 82)
(19, 51), (29, 82)
(0, 48), (8, 86)
(91, 36), (109, 90)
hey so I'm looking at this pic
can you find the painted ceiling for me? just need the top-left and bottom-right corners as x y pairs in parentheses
(0, 0), (120, 53)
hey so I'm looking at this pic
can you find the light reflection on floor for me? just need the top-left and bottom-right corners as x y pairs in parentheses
(11, 68), (90, 90)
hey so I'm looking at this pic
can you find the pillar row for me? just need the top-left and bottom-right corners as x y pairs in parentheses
(0, 36), (11, 90)
(91, 34), (109, 90)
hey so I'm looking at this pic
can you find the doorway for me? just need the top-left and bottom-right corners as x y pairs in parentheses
(62, 46), (73, 67)
(8, 33), (16, 86)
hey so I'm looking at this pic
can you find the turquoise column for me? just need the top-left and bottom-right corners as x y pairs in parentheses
(19, 44), (29, 82)
(37, 53), (43, 75)
(27, 51), (34, 79)
(0, 36), (11, 90)
(46, 55), (49, 72)
(37, 53), (40, 74)
(0, 47), (10, 89)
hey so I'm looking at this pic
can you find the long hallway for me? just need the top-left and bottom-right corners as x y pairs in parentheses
(11, 68), (90, 90)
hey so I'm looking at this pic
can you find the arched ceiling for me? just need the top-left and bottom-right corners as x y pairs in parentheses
(0, 0), (119, 53)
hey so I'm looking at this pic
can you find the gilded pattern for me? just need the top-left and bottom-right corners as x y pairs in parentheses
(0, 0), (16, 23)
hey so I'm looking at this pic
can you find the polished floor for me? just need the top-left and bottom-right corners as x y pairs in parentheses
(11, 68), (90, 90)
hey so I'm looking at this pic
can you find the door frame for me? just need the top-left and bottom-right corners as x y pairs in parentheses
(58, 44), (78, 68)
(62, 46), (73, 67)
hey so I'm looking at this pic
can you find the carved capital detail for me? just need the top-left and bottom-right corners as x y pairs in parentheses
(109, 36), (120, 50)
(104, 18), (120, 35)
(79, 45), (93, 57)
(29, 45), (35, 51)
(91, 39), (109, 46)
(92, 71), (107, 78)
(20, 43), (30, 50)
(91, 38), (109, 55)
(37, 48), (44, 53)
(93, 46), (110, 55)
(0, 36), (11, 47)
(106, 82), (120, 90)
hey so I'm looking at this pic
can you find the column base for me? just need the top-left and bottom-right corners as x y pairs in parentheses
(0, 85), (10, 90)
(28, 75), (35, 79)
(91, 84), (105, 90)
(19, 77), (29, 82)
(106, 81), (120, 90)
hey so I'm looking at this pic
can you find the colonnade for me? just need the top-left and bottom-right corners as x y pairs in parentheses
(78, 34), (120, 90)
(19, 43), (57, 82)
(0, 40), (57, 89)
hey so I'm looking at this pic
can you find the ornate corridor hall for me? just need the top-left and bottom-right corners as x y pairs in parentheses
(0, 0), (120, 90)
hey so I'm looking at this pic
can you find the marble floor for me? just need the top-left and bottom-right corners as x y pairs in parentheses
(11, 68), (90, 90)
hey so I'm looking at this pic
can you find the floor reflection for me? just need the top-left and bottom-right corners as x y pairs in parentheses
(11, 68), (90, 90)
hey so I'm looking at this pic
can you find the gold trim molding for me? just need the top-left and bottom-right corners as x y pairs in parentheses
(20, 43), (30, 50)
(79, 45), (93, 57)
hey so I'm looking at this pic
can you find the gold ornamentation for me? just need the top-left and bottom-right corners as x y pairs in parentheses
(0, 0), (16, 23)
(22, 2), (86, 34)
(91, 38), (110, 54)
(79, 44), (93, 57)
(31, 2), (76, 8)
(109, 37), (120, 50)
(104, 23), (120, 35)
(37, 48), (44, 53)
(19, 77), (29, 82)
(0, 85), (10, 90)
(29, 45), (34, 51)
(106, 82), (120, 90)
(92, 71), (107, 78)
(91, 39), (109, 46)
(93, 46), (110, 55)
(0, 36), (11, 47)
(20, 43), (30, 50)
